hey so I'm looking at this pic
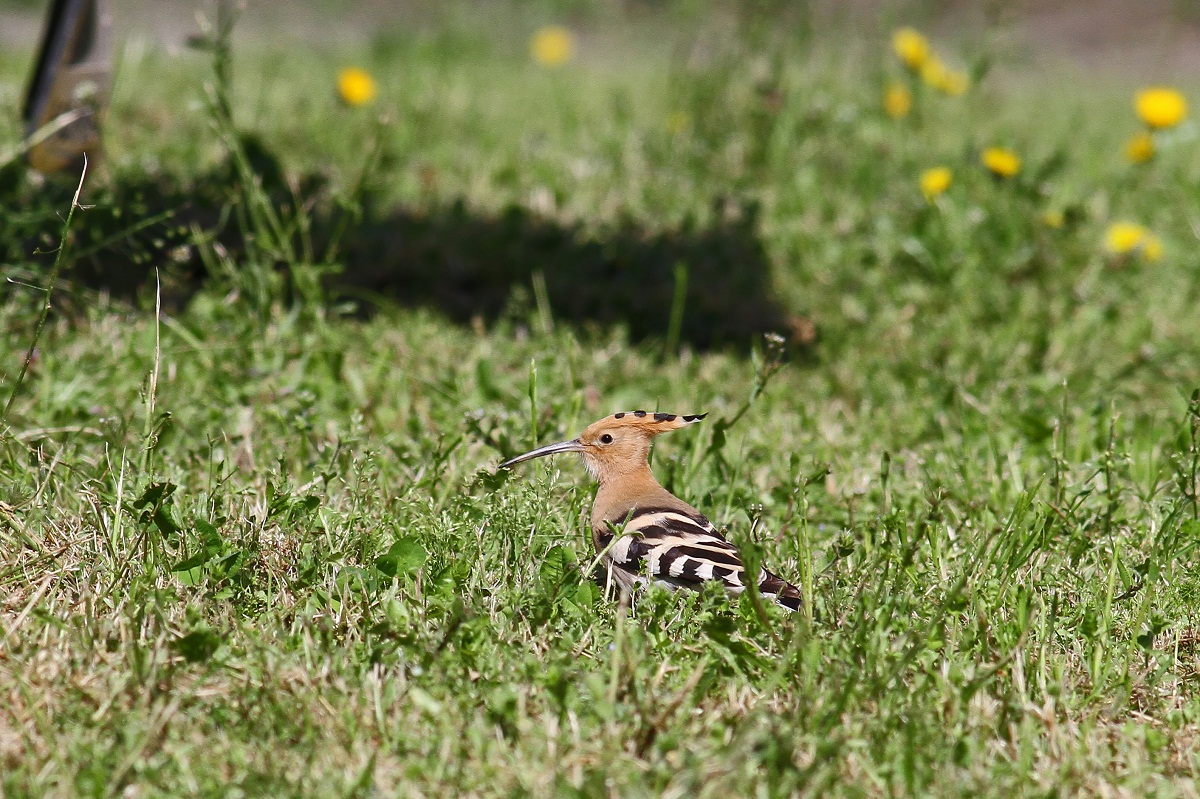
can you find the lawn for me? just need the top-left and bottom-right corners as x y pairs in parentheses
(3, 1), (1200, 796)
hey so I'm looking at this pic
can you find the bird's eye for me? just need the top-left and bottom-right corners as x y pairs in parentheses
(600, 434), (614, 444)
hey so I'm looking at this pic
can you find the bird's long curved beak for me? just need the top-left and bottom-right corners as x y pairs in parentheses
(499, 439), (584, 469)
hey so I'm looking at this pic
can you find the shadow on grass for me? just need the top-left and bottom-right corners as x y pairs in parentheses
(0, 154), (807, 352)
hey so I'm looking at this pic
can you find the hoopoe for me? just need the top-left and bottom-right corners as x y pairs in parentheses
(500, 411), (802, 612)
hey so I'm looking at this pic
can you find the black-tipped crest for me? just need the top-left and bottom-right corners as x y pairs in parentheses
(598, 410), (706, 432)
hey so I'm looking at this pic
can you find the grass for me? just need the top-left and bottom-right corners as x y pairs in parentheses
(4, 2), (1200, 795)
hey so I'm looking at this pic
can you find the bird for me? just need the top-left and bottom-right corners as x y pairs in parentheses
(499, 410), (802, 612)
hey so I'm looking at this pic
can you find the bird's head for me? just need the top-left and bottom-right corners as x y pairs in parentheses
(499, 411), (706, 483)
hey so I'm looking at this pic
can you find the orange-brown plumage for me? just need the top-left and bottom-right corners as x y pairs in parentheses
(500, 411), (802, 611)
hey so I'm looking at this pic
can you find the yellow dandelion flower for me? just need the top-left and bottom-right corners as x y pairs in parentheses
(1135, 87), (1187, 129)
(937, 68), (969, 96)
(919, 57), (946, 89)
(883, 82), (912, 120)
(1124, 131), (1155, 164)
(1104, 221), (1162, 260)
(920, 166), (952, 200)
(337, 67), (377, 107)
(1143, 234), (1164, 261)
(1041, 210), (1065, 229)
(666, 111), (690, 134)
(1104, 221), (1145, 254)
(981, 147), (1021, 178)
(919, 58), (969, 96)
(892, 27), (930, 72)
(530, 25), (574, 68)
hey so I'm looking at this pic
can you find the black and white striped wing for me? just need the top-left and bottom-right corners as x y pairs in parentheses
(596, 506), (801, 611)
